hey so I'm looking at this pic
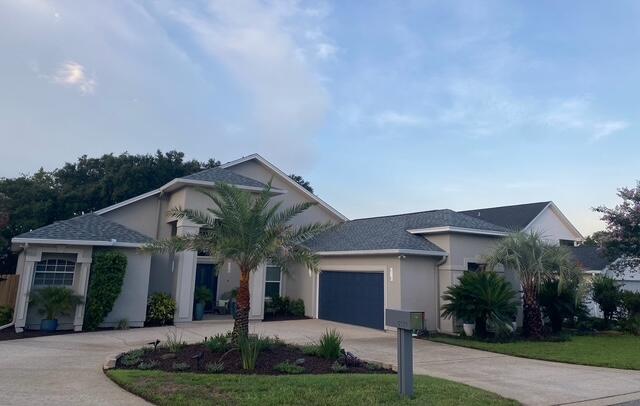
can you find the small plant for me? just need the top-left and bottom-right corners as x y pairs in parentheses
(0, 305), (13, 325)
(146, 292), (176, 326)
(205, 361), (225, 373)
(331, 361), (348, 373)
(116, 318), (129, 330)
(301, 345), (320, 357)
(238, 335), (261, 370)
(591, 275), (622, 328)
(256, 335), (282, 351)
(271, 295), (290, 315)
(273, 361), (305, 374)
(164, 328), (186, 353)
(317, 329), (342, 360)
(137, 360), (158, 370)
(205, 333), (231, 353)
(172, 362), (190, 371)
(29, 286), (84, 321)
(290, 299), (305, 317)
(195, 286), (214, 304)
(366, 362), (382, 371)
(120, 349), (145, 367)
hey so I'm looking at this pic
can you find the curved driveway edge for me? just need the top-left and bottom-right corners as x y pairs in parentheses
(1, 319), (639, 406)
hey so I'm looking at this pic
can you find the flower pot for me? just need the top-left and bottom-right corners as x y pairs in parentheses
(194, 302), (205, 321)
(462, 323), (475, 337)
(40, 319), (58, 332)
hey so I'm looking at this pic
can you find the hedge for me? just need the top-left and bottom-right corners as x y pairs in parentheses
(83, 250), (127, 331)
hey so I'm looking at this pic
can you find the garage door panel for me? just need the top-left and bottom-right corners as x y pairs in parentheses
(319, 271), (384, 330)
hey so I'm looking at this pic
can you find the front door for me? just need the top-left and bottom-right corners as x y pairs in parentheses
(195, 263), (217, 313)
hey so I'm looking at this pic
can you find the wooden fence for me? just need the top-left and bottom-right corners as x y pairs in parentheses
(0, 275), (19, 308)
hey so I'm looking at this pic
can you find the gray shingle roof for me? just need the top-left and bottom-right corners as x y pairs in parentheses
(459, 201), (551, 231)
(13, 214), (153, 245)
(305, 209), (508, 254)
(569, 246), (609, 271)
(180, 167), (266, 188)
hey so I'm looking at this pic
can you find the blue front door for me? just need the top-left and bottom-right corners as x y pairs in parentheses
(195, 263), (217, 313)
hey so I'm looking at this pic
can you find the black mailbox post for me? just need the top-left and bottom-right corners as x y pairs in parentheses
(385, 309), (425, 398)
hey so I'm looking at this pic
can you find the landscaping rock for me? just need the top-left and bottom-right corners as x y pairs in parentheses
(295, 358), (305, 365)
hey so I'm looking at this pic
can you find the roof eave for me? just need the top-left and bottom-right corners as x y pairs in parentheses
(315, 249), (447, 257)
(11, 237), (147, 248)
(159, 178), (287, 195)
(407, 226), (509, 237)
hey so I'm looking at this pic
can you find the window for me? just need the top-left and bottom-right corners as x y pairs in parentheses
(33, 254), (77, 286)
(265, 265), (282, 299)
(559, 239), (576, 247)
(467, 262), (486, 272)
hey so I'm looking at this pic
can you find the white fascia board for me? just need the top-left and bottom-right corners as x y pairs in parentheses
(11, 238), (145, 248)
(221, 153), (348, 222)
(95, 189), (161, 215)
(407, 226), (508, 237)
(315, 249), (447, 257)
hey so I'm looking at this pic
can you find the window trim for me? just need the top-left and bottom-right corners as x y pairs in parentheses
(33, 257), (76, 287)
(264, 265), (282, 299)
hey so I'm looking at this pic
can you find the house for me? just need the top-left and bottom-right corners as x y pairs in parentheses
(9, 154), (586, 333)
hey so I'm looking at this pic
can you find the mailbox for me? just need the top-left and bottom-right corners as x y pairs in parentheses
(386, 309), (425, 331)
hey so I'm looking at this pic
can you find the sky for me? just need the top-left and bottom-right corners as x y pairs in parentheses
(1, 1), (639, 235)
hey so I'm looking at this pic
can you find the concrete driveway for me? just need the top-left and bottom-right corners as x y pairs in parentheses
(1, 319), (639, 406)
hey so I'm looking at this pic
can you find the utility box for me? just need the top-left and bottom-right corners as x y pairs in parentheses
(386, 309), (425, 331)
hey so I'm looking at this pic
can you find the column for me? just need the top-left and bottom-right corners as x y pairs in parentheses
(73, 257), (92, 331)
(249, 264), (266, 320)
(173, 220), (199, 324)
(14, 255), (37, 333)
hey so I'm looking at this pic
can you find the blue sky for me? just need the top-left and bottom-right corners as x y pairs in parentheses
(1, 1), (638, 235)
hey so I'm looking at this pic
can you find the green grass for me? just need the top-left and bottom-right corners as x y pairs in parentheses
(107, 370), (518, 406)
(430, 333), (640, 370)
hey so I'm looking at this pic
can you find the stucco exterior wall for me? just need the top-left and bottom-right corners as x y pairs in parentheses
(101, 248), (152, 328)
(282, 263), (315, 317)
(101, 194), (163, 239)
(399, 256), (439, 331)
(225, 160), (344, 226)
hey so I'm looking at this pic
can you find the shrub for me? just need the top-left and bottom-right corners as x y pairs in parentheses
(146, 292), (176, 326)
(116, 318), (129, 330)
(271, 295), (290, 315)
(137, 360), (158, 370)
(317, 329), (342, 360)
(620, 291), (640, 317)
(83, 250), (127, 331)
(539, 279), (586, 333)
(172, 362), (190, 371)
(238, 335), (261, 370)
(0, 306), (13, 325)
(120, 349), (145, 366)
(194, 286), (213, 304)
(301, 345), (320, 357)
(591, 275), (622, 327)
(440, 271), (518, 337)
(290, 299), (305, 317)
(620, 314), (640, 335)
(205, 362), (225, 373)
(29, 286), (83, 320)
(164, 328), (185, 353)
(331, 361), (347, 373)
(256, 335), (282, 351)
(273, 361), (305, 374)
(205, 333), (231, 353)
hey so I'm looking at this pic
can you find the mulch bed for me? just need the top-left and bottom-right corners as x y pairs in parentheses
(262, 314), (309, 322)
(0, 328), (79, 342)
(115, 342), (394, 375)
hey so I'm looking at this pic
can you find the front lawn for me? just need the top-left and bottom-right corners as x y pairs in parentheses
(430, 333), (640, 370)
(107, 370), (518, 406)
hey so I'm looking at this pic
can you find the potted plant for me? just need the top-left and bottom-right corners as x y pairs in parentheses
(462, 320), (476, 337)
(29, 287), (84, 332)
(193, 286), (213, 321)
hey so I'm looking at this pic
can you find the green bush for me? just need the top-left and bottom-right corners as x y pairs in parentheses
(137, 360), (158, 370)
(539, 279), (586, 333)
(591, 275), (621, 327)
(172, 362), (190, 371)
(331, 361), (348, 373)
(146, 292), (176, 326)
(29, 286), (83, 320)
(0, 305), (13, 325)
(120, 349), (145, 367)
(273, 361), (305, 374)
(301, 344), (320, 357)
(238, 335), (261, 370)
(205, 333), (231, 353)
(440, 271), (518, 337)
(290, 299), (305, 317)
(164, 328), (186, 353)
(621, 291), (640, 316)
(271, 295), (290, 315)
(83, 250), (127, 331)
(317, 329), (342, 360)
(194, 286), (213, 304)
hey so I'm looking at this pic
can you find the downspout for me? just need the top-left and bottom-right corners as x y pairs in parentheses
(435, 254), (448, 333)
(0, 245), (24, 331)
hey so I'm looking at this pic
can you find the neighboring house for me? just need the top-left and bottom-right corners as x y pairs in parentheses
(10, 154), (587, 334)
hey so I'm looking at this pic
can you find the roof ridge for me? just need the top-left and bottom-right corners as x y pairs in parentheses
(349, 209), (449, 222)
(460, 201), (551, 212)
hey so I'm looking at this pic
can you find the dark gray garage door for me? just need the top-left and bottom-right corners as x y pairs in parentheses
(318, 271), (384, 330)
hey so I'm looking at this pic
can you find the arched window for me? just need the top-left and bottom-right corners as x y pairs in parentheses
(33, 255), (77, 286)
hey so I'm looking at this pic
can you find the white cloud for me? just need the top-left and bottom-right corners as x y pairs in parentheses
(592, 120), (629, 141)
(51, 61), (96, 94)
(316, 42), (337, 60)
(374, 111), (428, 127)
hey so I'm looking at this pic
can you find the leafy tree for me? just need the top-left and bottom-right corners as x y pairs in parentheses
(288, 174), (314, 193)
(486, 232), (578, 339)
(594, 181), (640, 273)
(0, 150), (218, 273)
(146, 182), (329, 339)
(83, 250), (128, 331)
(591, 275), (622, 327)
(580, 231), (608, 247)
(440, 271), (518, 337)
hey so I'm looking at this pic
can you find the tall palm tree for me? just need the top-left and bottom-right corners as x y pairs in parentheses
(146, 182), (330, 339)
(485, 232), (578, 339)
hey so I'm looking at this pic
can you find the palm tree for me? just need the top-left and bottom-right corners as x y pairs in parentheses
(146, 182), (330, 339)
(485, 232), (578, 339)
